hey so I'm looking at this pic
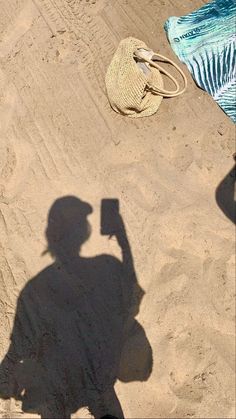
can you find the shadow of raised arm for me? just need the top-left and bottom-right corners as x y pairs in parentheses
(114, 215), (144, 317)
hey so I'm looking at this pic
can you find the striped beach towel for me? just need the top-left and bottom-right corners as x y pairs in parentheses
(165, 0), (236, 123)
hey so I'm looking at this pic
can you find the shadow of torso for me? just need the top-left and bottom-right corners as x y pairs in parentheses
(1, 254), (152, 418)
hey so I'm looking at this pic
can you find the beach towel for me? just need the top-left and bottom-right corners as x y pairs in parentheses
(165, 0), (236, 122)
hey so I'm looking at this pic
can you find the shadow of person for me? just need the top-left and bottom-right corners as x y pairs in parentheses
(215, 155), (236, 224)
(0, 196), (152, 418)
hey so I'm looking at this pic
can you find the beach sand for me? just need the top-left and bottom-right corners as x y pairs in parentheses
(0, 1), (235, 418)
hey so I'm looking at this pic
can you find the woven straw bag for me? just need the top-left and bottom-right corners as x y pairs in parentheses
(105, 37), (187, 118)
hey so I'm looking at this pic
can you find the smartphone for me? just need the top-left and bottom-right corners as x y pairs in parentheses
(101, 199), (119, 236)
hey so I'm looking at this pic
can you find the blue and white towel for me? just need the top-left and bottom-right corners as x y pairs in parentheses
(165, 0), (236, 123)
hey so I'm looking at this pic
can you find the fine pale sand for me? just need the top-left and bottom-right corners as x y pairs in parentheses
(0, 1), (235, 418)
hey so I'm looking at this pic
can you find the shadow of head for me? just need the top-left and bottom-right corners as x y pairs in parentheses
(44, 196), (93, 259)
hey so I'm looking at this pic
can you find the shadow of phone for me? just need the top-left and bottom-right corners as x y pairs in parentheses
(101, 199), (120, 236)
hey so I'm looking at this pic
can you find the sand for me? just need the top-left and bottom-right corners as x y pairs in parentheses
(0, 0), (235, 418)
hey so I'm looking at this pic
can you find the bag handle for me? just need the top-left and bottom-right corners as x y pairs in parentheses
(134, 50), (187, 97)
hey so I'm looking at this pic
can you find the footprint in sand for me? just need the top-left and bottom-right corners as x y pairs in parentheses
(0, 72), (34, 201)
(0, 70), (18, 134)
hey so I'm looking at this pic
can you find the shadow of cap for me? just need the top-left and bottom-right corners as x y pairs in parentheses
(47, 196), (93, 222)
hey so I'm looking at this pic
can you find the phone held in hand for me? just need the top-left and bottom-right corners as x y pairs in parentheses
(101, 199), (119, 236)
